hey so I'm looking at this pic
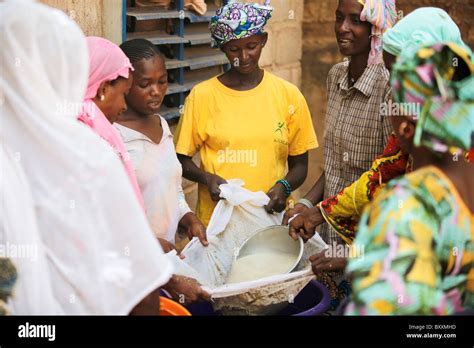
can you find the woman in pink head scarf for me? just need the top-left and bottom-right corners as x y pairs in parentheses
(78, 36), (145, 209)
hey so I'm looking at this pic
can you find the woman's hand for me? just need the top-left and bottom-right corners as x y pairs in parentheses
(264, 182), (287, 214)
(288, 206), (324, 241)
(282, 203), (309, 225)
(163, 275), (211, 305)
(178, 212), (208, 246)
(204, 173), (227, 202)
(158, 238), (185, 259)
(310, 252), (348, 275)
(158, 238), (177, 254)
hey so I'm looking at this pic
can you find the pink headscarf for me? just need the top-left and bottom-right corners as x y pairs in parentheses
(78, 37), (145, 210)
(358, 0), (398, 65)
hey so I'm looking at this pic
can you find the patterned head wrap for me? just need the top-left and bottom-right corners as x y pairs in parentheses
(391, 42), (474, 154)
(209, 0), (273, 48)
(358, 0), (398, 65)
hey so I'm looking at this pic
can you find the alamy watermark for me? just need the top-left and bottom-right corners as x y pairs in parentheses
(0, 242), (38, 261)
(18, 322), (55, 341)
(324, 242), (365, 259)
(380, 100), (421, 118)
(217, 147), (257, 167)
(55, 99), (96, 118)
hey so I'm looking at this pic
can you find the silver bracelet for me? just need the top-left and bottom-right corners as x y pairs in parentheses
(297, 198), (314, 209)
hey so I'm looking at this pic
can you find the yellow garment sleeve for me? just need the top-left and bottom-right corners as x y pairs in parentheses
(174, 91), (204, 157)
(287, 90), (318, 156)
(318, 157), (388, 245)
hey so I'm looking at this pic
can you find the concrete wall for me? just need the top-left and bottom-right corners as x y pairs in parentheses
(41, 0), (122, 44)
(259, 0), (305, 89)
(300, 0), (474, 196)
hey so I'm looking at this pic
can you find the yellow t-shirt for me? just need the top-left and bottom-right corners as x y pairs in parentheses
(175, 71), (318, 226)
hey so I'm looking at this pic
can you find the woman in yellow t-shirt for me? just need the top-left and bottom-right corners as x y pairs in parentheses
(175, 1), (318, 226)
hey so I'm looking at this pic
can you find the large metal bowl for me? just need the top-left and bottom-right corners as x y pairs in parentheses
(234, 225), (304, 275)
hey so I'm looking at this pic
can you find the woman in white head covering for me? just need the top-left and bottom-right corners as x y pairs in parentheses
(0, 0), (175, 314)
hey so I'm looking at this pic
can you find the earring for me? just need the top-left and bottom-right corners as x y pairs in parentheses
(100, 95), (105, 101)
(398, 121), (415, 138)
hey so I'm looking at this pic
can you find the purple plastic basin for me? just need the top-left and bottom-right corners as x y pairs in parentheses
(277, 279), (331, 316)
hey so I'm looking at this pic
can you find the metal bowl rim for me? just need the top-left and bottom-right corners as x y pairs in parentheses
(234, 225), (304, 274)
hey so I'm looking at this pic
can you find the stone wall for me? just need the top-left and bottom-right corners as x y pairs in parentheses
(300, 0), (474, 196)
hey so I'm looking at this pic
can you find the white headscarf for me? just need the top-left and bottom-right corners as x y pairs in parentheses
(0, 0), (173, 314)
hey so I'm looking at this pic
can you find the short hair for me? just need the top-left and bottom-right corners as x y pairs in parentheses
(120, 38), (165, 65)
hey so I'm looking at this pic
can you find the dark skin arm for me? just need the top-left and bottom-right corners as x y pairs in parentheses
(310, 252), (348, 275)
(288, 206), (325, 241)
(283, 172), (326, 240)
(178, 152), (310, 215)
(264, 152), (309, 214)
(162, 275), (211, 305)
(129, 288), (161, 315)
(177, 154), (227, 202)
(129, 274), (212, 315)
(283, 172), (325, 223)
(301, 171), (326, 205)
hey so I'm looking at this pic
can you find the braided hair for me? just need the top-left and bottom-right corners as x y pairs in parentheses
(120, 38), (165, 65)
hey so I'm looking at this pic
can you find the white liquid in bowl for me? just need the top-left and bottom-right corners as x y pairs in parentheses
(226, 251), (298, 284)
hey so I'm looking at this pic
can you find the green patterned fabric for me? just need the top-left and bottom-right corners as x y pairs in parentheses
(346, 166), (473, 315)
(391, 42), (474, 154)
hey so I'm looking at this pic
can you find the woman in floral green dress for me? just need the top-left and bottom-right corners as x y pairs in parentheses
(346, 42), (474, 315)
